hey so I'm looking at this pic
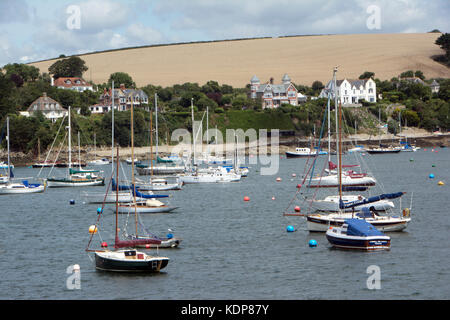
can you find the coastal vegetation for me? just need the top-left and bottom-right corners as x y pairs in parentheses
(0, 55), (449, 155)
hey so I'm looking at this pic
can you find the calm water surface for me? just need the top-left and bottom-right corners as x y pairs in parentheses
(0, 148), (449, 300)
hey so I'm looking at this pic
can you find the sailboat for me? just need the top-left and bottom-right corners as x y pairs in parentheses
(117, 94), (178, 214)
(86, 146), (170, 273)
(134, 95), (183, 191)
(47, 107), (105, 188)
(0, 117), (46, 194)
(367, 108), (402, 154)
(306, 70), (376, 189)
(305, 67), (411, 232)
(178, 101), (241, 184)
(87, 133), (110, 166)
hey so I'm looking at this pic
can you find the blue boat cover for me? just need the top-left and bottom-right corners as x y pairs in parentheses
(345, 219), (385, 237)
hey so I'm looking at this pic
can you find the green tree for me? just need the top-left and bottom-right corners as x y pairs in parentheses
(108, 72), (136, 88)
(359, 71), (375, 79)
(48, 56), (88, 79)
(414, 70), (425, 80)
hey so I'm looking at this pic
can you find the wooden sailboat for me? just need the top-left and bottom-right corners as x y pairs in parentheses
(87, 146), (170, 272)
(0, 117), (46, 194)
(47, 107), (104, 187)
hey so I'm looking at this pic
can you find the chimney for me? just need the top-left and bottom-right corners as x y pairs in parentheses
(51, 76), (54, 86)
(120, 83), (125, 90)
(270, 77), (274, 84)
(43, 92), (47, 98)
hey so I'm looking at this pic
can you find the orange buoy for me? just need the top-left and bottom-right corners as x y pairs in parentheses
(244, 196), (250, 201)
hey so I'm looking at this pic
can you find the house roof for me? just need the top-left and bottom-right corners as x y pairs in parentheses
(27, 93), (67, 113)
(54, 77), (91, 88)
(250, 75), (260, 83)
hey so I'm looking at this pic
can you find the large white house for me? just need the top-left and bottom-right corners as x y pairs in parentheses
(319, 78), (377, 105)
(52, 77), (94, 92)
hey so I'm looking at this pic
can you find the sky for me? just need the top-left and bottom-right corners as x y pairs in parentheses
(0, 0), (449, 67)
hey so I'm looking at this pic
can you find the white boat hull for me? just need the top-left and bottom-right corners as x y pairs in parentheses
(117, 204), (178, 214)
(0, 183), (46, 194)
(306, 213), (410, 232)
(47, 178), (104, 188)
(307, 174), (376, 188)
(82, 191), (146, 203)
(310, 195), (394, 212)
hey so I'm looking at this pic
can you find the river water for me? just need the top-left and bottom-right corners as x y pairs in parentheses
(0, 148), (449, 300)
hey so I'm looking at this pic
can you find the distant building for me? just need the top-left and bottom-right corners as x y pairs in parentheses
(52, 77), (94, 92)
(92, 84), (148, 113)
(25, 92), (68, 122)
(319, 78), (377, 105)
(249, 74), (298, 109)
(430, 80), (440, 93)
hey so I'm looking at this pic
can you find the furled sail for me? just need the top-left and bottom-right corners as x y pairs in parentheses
(340, 192), (404, 209)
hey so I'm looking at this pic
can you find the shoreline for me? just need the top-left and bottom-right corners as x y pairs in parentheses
(2, 132), (449, 167)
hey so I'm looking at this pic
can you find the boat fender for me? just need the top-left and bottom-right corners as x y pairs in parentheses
(402, 208), (410, 217)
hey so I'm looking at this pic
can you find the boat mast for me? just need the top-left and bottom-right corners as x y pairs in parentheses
(130, 93), (138, 236)
(111, 81), (115, 173)
(78, 131), (81, 169)
(333, 67), (339, 177)
(191, 98), (196, 167)
(155, 93), (159, 160)
(68, 106), (72, 170)
(115, 144), (119, 246)
(150, 109), (154, 177)
(6, 116), (10, 181)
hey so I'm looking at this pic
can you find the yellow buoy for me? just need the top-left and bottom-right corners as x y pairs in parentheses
(438, 181), (445, 186)
(88, 225), (98, 234)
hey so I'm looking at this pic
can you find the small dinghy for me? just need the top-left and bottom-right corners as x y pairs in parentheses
(326, 218), (391, 251)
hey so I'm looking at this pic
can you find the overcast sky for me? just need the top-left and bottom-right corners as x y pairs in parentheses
(1, 0), (449, 67)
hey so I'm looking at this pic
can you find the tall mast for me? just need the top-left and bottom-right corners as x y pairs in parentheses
(333, 67), (339, 175)
(130, 93), (138, 236)
(150, 109), (154, 177)
(111, 81), (115, 172)
(191, 98), (196, 166)
(68, 106), (72, 170)
(327, 92), (331, 165)
(338, 100), (343, 201)
(78, 131), (81, 169)
(206, 106), (209, 163)
(6, 116), (10, 181)
(115, 144), (119, 245)
(155, 93), (159, 160)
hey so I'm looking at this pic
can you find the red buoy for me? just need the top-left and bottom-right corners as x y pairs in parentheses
(294, 206), (301, 212)
(101, 242), (108, 248)
(296, 184), (302, 189)
(244, 196), (250, 201)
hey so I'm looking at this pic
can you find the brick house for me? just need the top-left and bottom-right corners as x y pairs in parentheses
(250, 74), (298, 109)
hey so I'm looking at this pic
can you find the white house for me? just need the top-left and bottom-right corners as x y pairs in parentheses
(25, 92), (68, 122)
(250, 74), (298, 109)
(52, 77), (94, 92)
(320, 78), (377, 105)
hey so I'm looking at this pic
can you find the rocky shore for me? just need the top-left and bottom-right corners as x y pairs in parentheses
(2, 131), (449, 167)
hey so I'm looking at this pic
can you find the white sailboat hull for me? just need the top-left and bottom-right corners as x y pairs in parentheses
(117, 204), (178, 214)
(47, 178), (104, 188)
(0, 183), (46, 194)
(307, 174), (376, 188)
(306, 213), (410, 232)
(310, 195), (394, 212)
(82, 191), (144, 203)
